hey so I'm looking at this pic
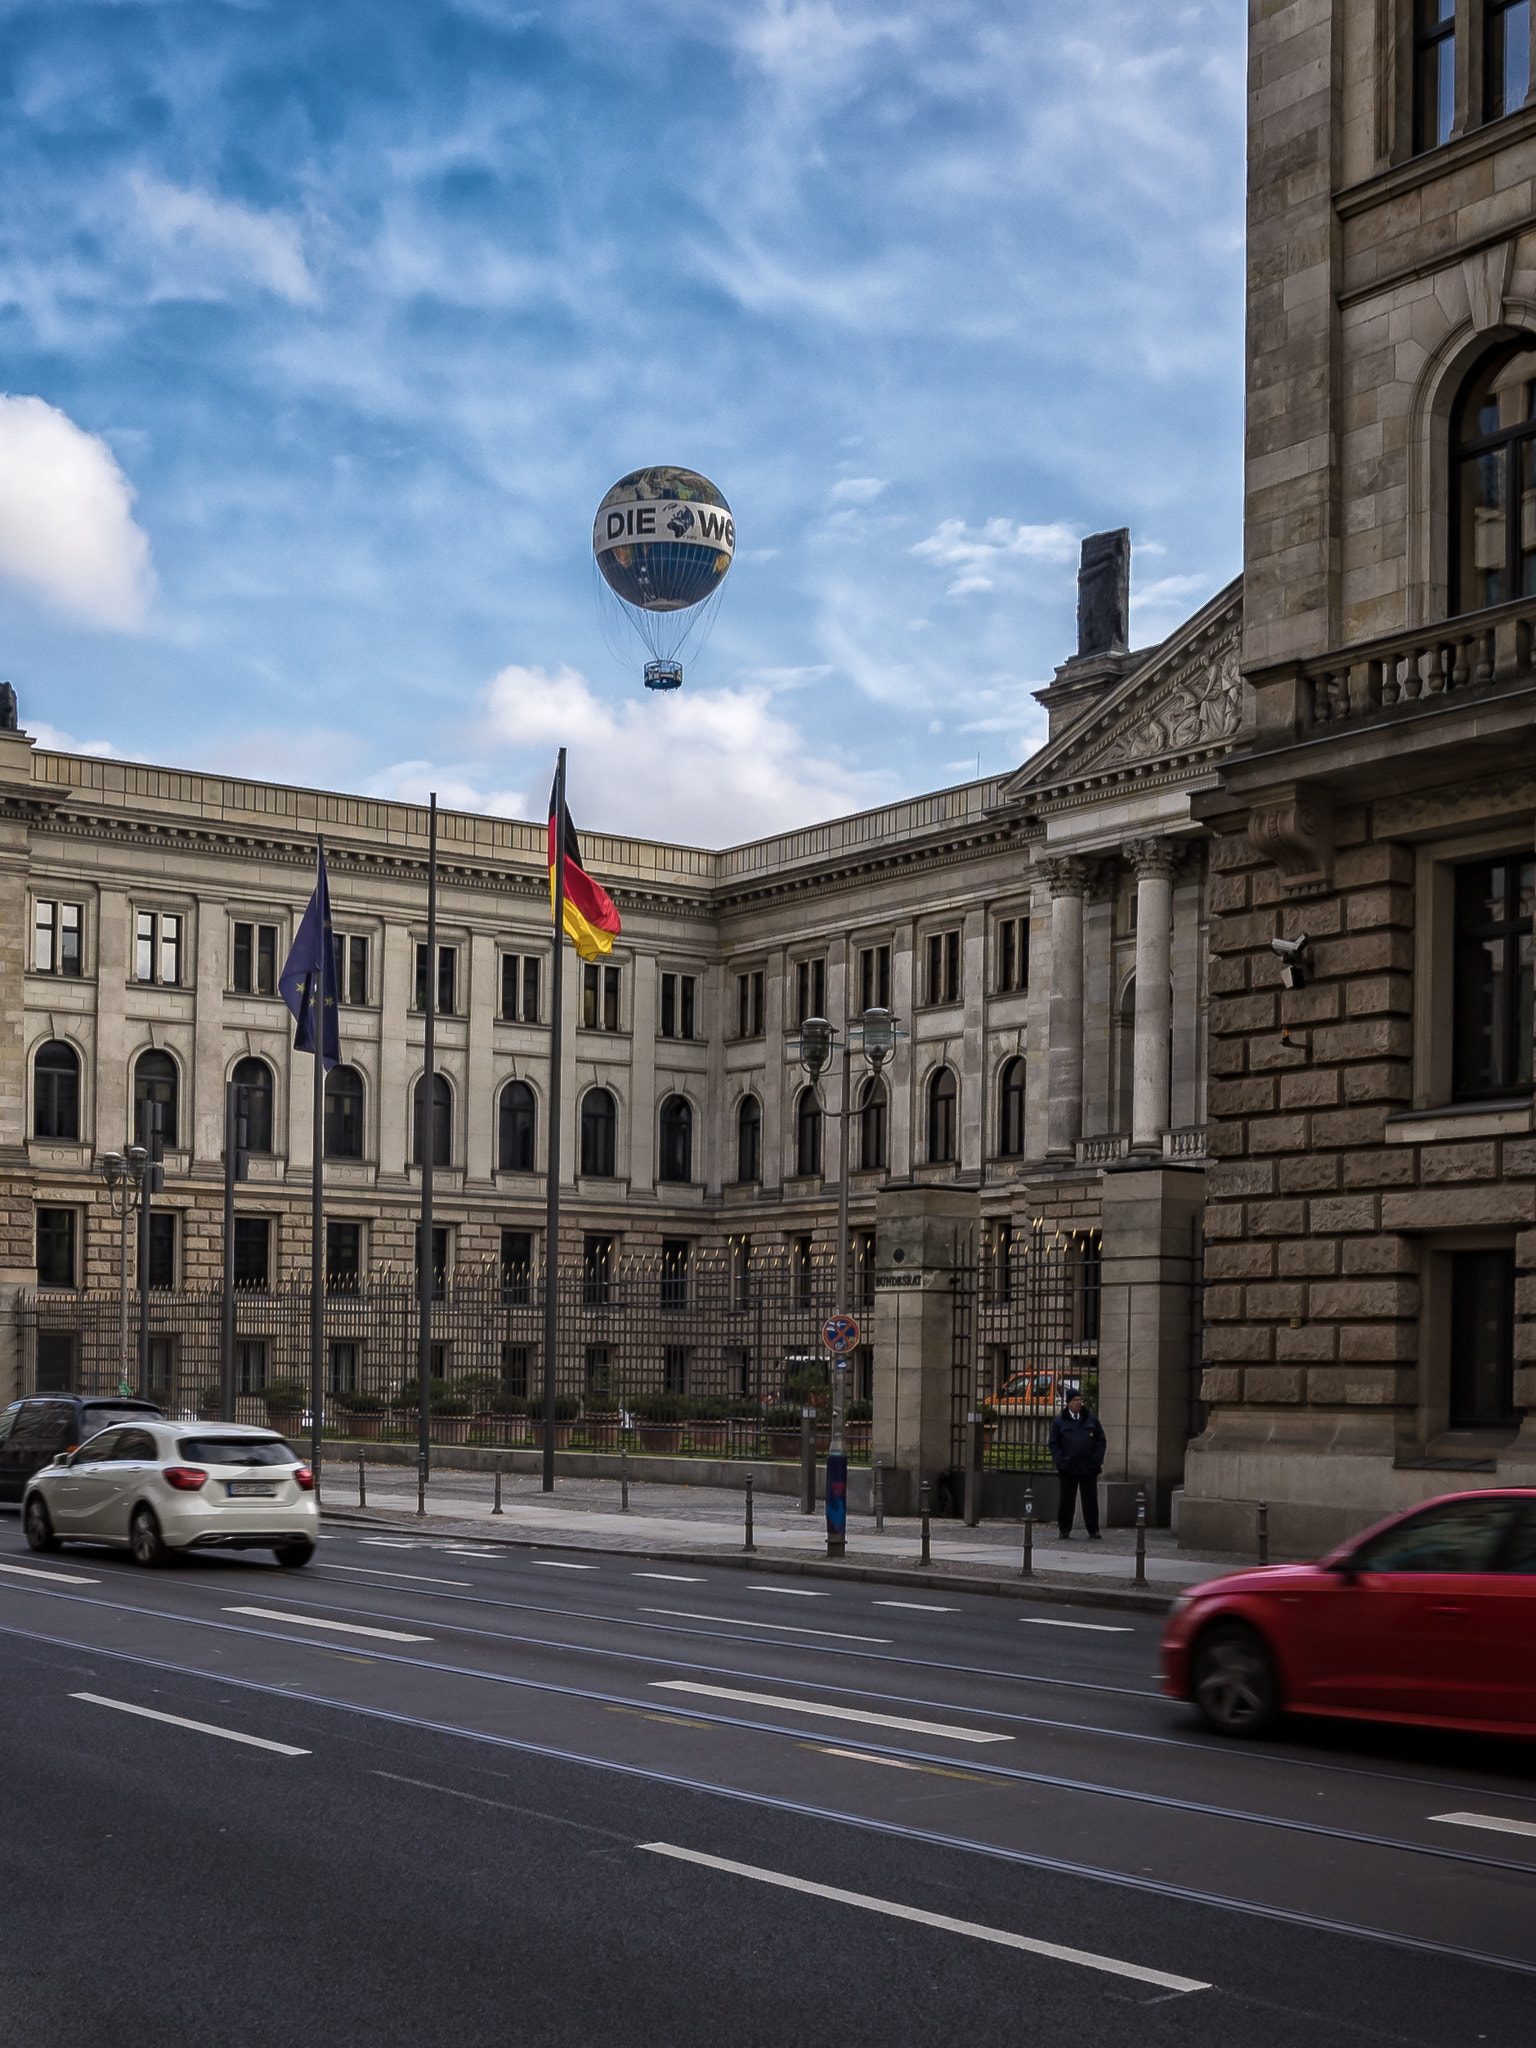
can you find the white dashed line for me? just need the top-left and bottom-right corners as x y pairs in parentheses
(0, 1559), (100, 1585)
(1431, 1811), (1536, 1840)
(322, 1565), (471, 1587)
(531, 1560), (599, 1570)
(651, 1681), (1010, 1744)
(746, 1585), (829, 1597)
(1022, 1618), (1134, 1633)
(642, 1608), (890, 1644)
(632, 1572), (706, 1583)
(874, 1600), (957, 1612)
(224, 1606), (432, 1642)
(72, 1693), (310, 1756)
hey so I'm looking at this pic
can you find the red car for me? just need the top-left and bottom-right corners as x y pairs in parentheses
(1162, 1489), (1536, 1738)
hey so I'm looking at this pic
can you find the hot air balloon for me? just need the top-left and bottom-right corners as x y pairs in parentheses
(592, 466), (735, 690)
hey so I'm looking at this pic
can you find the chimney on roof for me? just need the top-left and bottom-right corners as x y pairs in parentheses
(1076, 529), (1130, 659)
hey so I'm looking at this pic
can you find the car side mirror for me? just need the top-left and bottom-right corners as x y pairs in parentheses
(1326, 1553), (1359, 1584)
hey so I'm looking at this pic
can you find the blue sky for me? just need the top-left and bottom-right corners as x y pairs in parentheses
(0, 0), (1247, 844)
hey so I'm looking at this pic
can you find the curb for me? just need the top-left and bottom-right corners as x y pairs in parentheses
(318, 1507), (1178, 1615)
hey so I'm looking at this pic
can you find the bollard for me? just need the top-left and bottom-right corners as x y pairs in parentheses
(744, 1473), (756, 1554)
(416, 1451), (427, 1518)
(621, 1445), (630, 1513)
(872, 1457), (884, 1534)
(1022, 1484), (1034, 1579)
(799, 1407), (816, 1516)
(493, 1458), (504, 1515)
(1258, 1498), (1269, 1567)
(357, 1450), (366, 1510)
(1134, 1487), (1147, 1588)
(919, 1478), (932, 1567)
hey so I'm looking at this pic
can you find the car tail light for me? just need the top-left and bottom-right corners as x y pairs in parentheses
(293, 1465), (315, 1491)
(163, 1466), (208, 1491)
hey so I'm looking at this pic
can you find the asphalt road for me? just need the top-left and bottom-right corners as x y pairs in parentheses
(2, 1521), (1534, 2047)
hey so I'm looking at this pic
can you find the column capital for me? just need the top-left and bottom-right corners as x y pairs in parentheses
(1038, 854), (1090, 898)
(1121, 835), (1179, 880)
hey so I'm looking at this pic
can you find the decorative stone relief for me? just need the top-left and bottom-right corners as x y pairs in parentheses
(1246, 783), (1334, 894)
(1037, 855), (1091, 897)
(1089, 638), (1242, 770)
(1121, 835), (1179, 879)
(1464, 242), (1514, 333)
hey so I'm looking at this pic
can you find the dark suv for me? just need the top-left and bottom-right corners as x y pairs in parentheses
(0, 1396), (165, 1502)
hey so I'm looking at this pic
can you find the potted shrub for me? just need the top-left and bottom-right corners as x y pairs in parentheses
(262, 1380), (307, 1439)
(335, 1392), (384, 1441)
(764, 1403), (804, 1460)
(529, 1394), (578, 1450)
(845, 1397), (873, 1457)
(431, 1395), (473, 1445)
(582, 1389), (623, 1449)
(687, 1398), (731, 1455)
(633, 1392), (687, 1454)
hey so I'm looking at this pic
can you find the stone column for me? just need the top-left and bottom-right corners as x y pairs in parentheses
(870, 1183), (980, 1515)
(1041, 858), (1088, 1161)
(1124, 838), (1177, 1156)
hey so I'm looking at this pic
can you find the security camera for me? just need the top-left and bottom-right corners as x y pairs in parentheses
(1270, 933), (1311, 990)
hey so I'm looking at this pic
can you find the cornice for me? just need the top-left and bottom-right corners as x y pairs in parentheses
(1334, 105), (1536, 223)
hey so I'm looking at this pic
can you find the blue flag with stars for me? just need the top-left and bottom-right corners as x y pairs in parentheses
(279, 842), (340, 1069)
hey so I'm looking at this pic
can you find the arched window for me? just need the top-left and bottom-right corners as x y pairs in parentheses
(998, 1057), (1025, 1158)
(927, 1065), (957, 1165)
(580, 1087), (616, 1178)
(795, 1086), (822, 1178)
(499, 1081), (537, 1173)
(34, 1040), (79, 1141)
(658, 1095), (692, 1183)
(324, 1065), (365, 1159)
(736, 1095), (761, 1183)
(412, 1073), (452, 1168)
(859, 1075), (887, 1172)
(231, 1056), (274, 1154)
(1452, 343), (1536, 614)
(133, 1049), (178, 1150)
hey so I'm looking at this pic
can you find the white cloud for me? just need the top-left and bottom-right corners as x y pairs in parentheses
(0, 395), (156, 630)
(911, 517), (1079, 597)
(129, 174), (317, 306)
(26, 719), (124, 758)
(830, 476), (886, 503)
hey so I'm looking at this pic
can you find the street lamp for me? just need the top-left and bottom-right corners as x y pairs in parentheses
(98, 1146), (148, 1397)
(788, 1003), (904, 1559)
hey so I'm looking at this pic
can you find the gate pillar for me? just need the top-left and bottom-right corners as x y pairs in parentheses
(1097, 1164), (1206, 1523)
(871, 1186), (979, 1517)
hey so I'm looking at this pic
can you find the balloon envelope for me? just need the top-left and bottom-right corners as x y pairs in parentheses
(592, 467), (735, 615)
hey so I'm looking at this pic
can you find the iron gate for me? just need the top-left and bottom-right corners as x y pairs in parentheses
(951, 1223), (1102, 1472)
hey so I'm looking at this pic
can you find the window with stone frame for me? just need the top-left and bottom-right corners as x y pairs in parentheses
(736, 968), (765, 1038)
(500, 951), (540, 1023)
(997, 1056), (1025, 1157)
(583, 962), (621, 1031)
(927, 1064), (958, 1163)
(924, 929), (961, 1006)
(858, 1075), (887, 1171)
(1451, 855), (1534, 1099)
(1450, 343), (1536, 615)
(794, 956), (825, 1027)
(36, 1208), (77, 1288)
(34, 900), (82, 976)
(1415, 0), (1457, 153)
(34, 1040), (80, 1141)
(1486, 0), (1532, 120)
(1449, 1247), (1516, 1424)
(995, 916), (1028, 993)
(414, 943), (456, 1016)
(232, 921), (278, 995)
(795, 1086), (822, 1177)
(736, 1094), (761, 1182)
(858, 943), (891, 1013)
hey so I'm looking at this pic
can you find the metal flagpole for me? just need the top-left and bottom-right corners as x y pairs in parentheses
(542, 748), (566, 1494)
(310, 835), (327, 1481)
(417, 797), (438, 1508)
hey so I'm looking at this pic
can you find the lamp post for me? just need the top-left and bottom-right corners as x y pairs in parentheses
(791, 1005), (902, 1559)
(98, 1147), (148, 1397)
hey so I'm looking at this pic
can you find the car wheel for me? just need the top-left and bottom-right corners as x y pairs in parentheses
(274, 1541), (315, 1569)
(1192, 1620), (1280, 1737)
(130, 1504), (168, 1568)
(24, 1496), (59, 1553)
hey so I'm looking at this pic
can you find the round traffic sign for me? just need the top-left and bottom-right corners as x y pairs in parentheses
(822, 1315), (861, 1356)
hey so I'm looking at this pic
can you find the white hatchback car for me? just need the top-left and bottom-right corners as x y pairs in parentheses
(23, 1420), (317, 1567)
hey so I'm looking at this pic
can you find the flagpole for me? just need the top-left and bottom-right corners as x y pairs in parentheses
(542, 748), (566, 1495)
(310, 834), (325, 1481)
(418, 795), (438, 1510)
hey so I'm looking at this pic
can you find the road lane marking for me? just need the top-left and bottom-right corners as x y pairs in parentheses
(1432, 1812), (1536, 1840)
(322, 1565), (472, 1587)
(0, 1559), (100, 1585)
(633, 1572), (706, 1583)
(224, 1606), (432, 1642)
(875, 1601), (956, 1612)
(71, 1692), (310, 1755)
(651, 1681), (1010, 1743)
(808, 1745), (997, 1785)
(532, 1560), (599, 1571)
(747, 1586), (828, 1597)
(360, 1539), (421, 1548)
(637, 1844), (1208, 1993)
(1023, 1618), (1135, 1634)
(642, 1608), (890, 1643)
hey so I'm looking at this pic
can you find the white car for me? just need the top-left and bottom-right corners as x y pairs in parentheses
(23, 1420), (318, 1568)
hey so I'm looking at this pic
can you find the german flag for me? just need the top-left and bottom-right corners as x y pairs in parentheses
(549, 778), (622, 961)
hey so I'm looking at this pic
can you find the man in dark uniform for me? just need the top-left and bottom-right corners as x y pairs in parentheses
(1048, 1388), (1107, 1539)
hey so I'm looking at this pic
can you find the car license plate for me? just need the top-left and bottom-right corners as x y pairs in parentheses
(227, 1480), (277, 1498)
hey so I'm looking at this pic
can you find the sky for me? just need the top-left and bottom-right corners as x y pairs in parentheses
(0, 0), (1248, 848)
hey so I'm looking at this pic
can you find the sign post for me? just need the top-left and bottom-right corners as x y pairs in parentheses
(822, 1313), (860, 1554)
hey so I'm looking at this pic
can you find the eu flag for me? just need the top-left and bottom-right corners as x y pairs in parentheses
(279, 843), (341, 1069)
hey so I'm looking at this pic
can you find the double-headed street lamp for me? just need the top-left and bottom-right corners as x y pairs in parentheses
(791, 1004), (902, 1559)
(97, 1147), (149, 1397)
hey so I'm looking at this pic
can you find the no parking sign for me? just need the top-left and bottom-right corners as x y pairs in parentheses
(822, 1315), (860, 1357)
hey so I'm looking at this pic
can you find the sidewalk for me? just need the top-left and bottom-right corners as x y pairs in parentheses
(317, 1465), (1257, 1612)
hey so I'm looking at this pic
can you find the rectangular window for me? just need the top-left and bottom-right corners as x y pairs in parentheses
(414, 1225), (449, 1298)
(660, 1237), (689, 1309)
(414, 945), (456, 1015)
(501, 952), (541, 1023)
(232, 922), (278, 995)
(1415, 0), (1457, 152)
(1452, 857), (1535, 1098)
(996, 916), (1029, 993)
(137, 911), (182, 985)
(858, 944), (891, 1014)
(795, 957), (826, 1026)
(332, 934), (370, 1006)
(660, 973), (698, 1039)
(736, 969), (764, 1037)
(1449, 1248), (1515, 1424)
(329, 1341), (358, 1395)
(236, 1340), (267, 1394)
(326, 1220), (361, 1292)
(36, 1331), (77, 1392)
(34, 901), (82, 976)
(583, 1233), (614, 1306)
(582, 963), (621, 1031)
(36, 1208), (76, 1288)
(585, 1345), (612, 1396)
(501, 1343), (530, 1399)
(501, 1229), (534, 1302)
(1487, 0), (1530, 120)
(233, 1216), (270, 1291)
(663, 1345), (689, 1395)
(148, 1211), (175, 1290)
(726, 1346), (750, 1398)
(926, 929), (961, 1004)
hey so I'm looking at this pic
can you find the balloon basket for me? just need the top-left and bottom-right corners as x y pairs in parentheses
(644, 660), (684, 691)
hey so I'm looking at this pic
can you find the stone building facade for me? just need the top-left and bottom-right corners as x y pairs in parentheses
(1180, 0), (1536, 1548)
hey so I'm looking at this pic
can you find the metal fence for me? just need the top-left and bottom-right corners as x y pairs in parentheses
(16, 1245), (877, 1462)
(953, 1223), (1102, 1471)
